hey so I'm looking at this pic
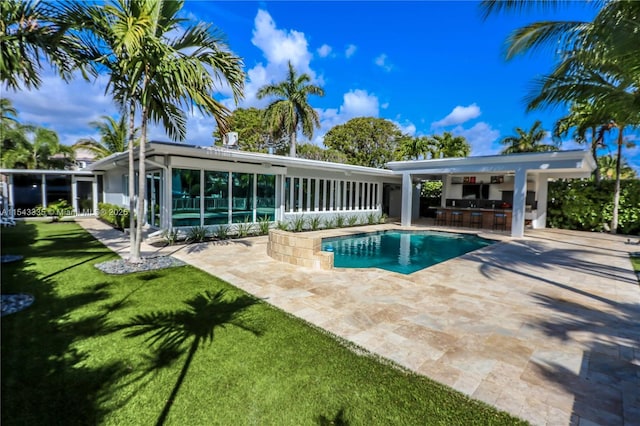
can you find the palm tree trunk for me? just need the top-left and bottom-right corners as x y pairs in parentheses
(128, 102), (137, 260)
(610, 127), (623, 234)
(590, 126), (601, 184)
(132, 104), (149, 262)
(289, 132), (296, 157)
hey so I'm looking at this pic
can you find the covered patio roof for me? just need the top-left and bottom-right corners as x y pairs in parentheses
(386, 150), (597, 237)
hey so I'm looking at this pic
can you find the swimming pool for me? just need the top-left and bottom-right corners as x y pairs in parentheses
(321, 230), (494, 274)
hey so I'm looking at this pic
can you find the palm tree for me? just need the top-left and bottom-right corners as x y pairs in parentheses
(430, 132), (471, 158)
(73, 115), (135, 159)
(0, 98), (18, 127)
(1, 0), (89, 90)
(257, 61), (325, 157)
(396, 136), (431, 160)
(499, 121), (558, 154)
(1, 124), (74, 169)
(76, 0), (244, 261)
(598, 155), (637, 181)
(553, 102), (612, 183)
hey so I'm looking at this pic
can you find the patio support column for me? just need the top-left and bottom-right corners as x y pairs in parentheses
(92, 178), (98, 215)
(511, 167), (527, 238)
(8, 174), (14, 207)
(71, 175), (78, 213)
(41, 174), (47, 209)
(401, 172), (412, 226)
(533, 174), (549, 229)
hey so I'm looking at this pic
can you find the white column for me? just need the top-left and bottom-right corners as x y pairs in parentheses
(511, 167), (527, 238)
(41, 174), (47, 209)
(71, 176), (78, 213)
(329, 179), (334, 211)
(401, 173), (413, 226)
(92, 178), (98, 215)
(253, 173), (258, 222)
(298, 178), (303, 212)
(533, 174), (549, 229)
(314, 178), (320, 211)
(8, 174), (14, 207)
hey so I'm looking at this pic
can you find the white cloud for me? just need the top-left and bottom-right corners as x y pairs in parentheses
(450, 122), (500, 156)
(317, 44), (332, 58)
(393, 120), (417, 136)
(374, 53), (393, 72)
(381, 102), (389, 109)
(345, 44), (357, 58)
(431, 103), (481, 128)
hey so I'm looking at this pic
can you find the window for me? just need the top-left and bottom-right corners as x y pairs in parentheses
(172, 168), (201, 227)
(256, 174), (276, 221)
(204, 171), (229, 225)
(231, 172), (253, 223)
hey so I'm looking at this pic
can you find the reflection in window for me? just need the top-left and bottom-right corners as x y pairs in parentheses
(232, 172), (253, 223)
(12, 174), (42, 215)
(257, 174), (276, 221)
(172, 168), (201, 227)
(204, 171), (229, 225)
(285, 177), (291, 212)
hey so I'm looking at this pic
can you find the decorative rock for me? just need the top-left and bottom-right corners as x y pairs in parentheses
(95, 256), (186, 275)
(1, 294), (35, 316)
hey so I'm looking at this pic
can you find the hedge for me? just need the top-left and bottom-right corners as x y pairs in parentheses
(547, 179), (640, 235)
(97, 202), (130, 230)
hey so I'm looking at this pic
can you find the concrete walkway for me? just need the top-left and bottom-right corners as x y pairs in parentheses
(77, 218), (640, 426)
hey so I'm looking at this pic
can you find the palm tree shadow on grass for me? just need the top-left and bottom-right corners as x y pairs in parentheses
(119, 289), (261, 426)
(316, 408), (350, 426)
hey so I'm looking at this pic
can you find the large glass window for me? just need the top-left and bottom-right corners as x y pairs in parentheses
(204, 171), (229, 225)
(285, 177), (291, 212)
(12, 174), (42, 215)
(232, 172), (253, 223)
(172, 168), (201, 227)
(46, 175), (71, 205)
(256, 174), (276, 221)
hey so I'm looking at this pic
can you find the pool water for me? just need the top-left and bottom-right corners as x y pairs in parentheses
(321, 230), (494, 274)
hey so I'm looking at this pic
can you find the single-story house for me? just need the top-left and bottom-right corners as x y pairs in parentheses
(0, 141), (596, 238)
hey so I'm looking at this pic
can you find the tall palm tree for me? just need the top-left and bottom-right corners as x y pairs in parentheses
(257, 61), (325, 157)
(396, 136), (431, 160)
(430, 132), (471, 158)
(1, 0), (89, 90)
(75, 0), (244, 261)
(0, 98), (18, 127)
(499, 120), (558, 154)
(73, 115), (135, 159)
(598, 155), (637, 181)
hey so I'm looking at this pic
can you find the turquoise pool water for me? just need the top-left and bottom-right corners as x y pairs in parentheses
(321, 230), (494, 274)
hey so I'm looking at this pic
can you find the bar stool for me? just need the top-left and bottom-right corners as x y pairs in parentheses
(470, 212), (483, 228)
(449, 211), (463, 227)
(435, 210), (447, 226)
(493, 212), (507, 231)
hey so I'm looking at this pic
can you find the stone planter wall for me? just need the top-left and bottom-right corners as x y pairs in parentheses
(267, 229), (333, 270)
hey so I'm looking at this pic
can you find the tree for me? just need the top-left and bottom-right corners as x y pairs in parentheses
(73, 115), (135, 159)
(395, 136), (431, 160)
(481, 0), (640, 233)
(212, 107), (287, 154)
(430, 132), (471, 158)
(1, 124), (74, 169)
(257, 61), (324, 157)
(323, 117), (402, 168)
(296, 142), (348, 163)
(598, 155), (637, 181)
(1, 0), (89, 90)
(553, 102), (613, 183)
(0, 98), (18, 127)
(499, 120), (558, 154)
(77, 0), (244, 262)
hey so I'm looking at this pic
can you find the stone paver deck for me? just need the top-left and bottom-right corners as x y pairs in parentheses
(77, 218), (640, 426)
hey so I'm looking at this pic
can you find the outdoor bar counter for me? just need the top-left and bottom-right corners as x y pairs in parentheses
(434, 207), (512, 230)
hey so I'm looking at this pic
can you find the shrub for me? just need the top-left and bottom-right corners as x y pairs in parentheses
(335, 214), (345, 228)
(379, 213), (388, 224)
(213, 224), (231, 240)
(98, 202), (130, 230)
(323, 217), (335, 229)
(292, 215), (306, 232)
(276, 221), (289, 231)
(547, 179), (640, 235)
(162, 228), (180, 245)
(258, 216), (271, 235)
(236, 217), (254, 237)
(186, 226), (209, 243)
(366, 212), (377, 225)
(308, 216), (321, 231)
(347, 215), (359, 227)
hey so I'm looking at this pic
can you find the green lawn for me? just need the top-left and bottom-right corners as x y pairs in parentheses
(1, 222), (525, 425)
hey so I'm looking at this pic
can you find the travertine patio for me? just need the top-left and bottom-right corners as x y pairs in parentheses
(78, 218), (640, 426)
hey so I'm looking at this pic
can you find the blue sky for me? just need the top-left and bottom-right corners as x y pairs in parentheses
(5, 1), (639, 172)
